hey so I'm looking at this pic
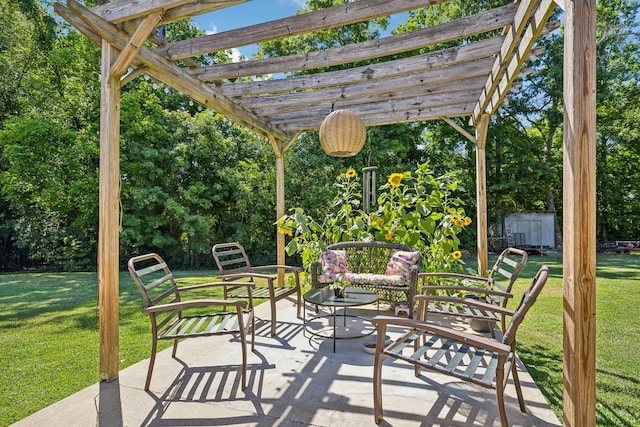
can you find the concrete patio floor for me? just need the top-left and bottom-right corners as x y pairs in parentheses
(13, 297), (562, 427)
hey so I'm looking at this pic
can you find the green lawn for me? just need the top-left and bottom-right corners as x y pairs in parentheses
(0, 254), (639, 426)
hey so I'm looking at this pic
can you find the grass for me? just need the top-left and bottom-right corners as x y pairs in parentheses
(1, 254), (639, 426)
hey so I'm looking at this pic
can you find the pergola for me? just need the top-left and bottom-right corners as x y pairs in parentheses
(55, 0), (596, 425)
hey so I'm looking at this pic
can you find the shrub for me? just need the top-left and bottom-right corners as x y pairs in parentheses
(277, 162), (472, 276)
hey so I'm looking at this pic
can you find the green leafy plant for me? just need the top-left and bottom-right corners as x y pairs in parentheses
(277, 162), (471, 276)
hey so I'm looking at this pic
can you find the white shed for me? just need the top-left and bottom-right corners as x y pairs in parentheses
(504, 212), (556, 248)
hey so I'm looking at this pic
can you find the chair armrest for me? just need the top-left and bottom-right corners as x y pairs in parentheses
(142, 299), (246, 314)
(414, 294), (515, 316)
(420, 285), (513, 299)
(371, 315), (511, 355)
(218, 272), (276, 282)
(251, 265), (302, 273)
(419, 272), (491, 285)
(180, 281), (255, 292)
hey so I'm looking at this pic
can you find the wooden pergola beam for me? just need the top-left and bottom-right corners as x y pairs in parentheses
(218, 37), (504, 97)
(250, 77), (486, 119)
(475, 0), (557, 121)
(189, 4), (517, 80)
(110, 11), (163, 77)
(471, 0), (539, 124)
(64, 0), (287, 141)
(268, 93), (480, 126)
(161, 0), (451, 60)
(279, 104), (474, 132)
(236, 57), (495, 111)
(92, 0), (218, 23)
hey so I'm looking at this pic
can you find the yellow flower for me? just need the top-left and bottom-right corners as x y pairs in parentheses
(452, 250), (462, 260)
(451, 215), (461, 224)
(278, 227), (292, 236)
(345, 169), (357, 178)
(464, 217), (472, 226)
(385, 228), (395, 240)
(388, 173), (403, 187)
(375, 218), (385, 227)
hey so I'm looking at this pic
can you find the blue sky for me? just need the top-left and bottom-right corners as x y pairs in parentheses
(191, 0), (308, 59)
(191, 0), (406, 60)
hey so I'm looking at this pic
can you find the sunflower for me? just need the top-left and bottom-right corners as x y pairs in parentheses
(277, 227), (293, 236)
(464, 217), (472, 226)
(385, 228), (395, 240)
(345, 169), (357, 178)
(452, 250), (462, 260)
(451, 214), (461, 224)
(388, 173), (403, 187)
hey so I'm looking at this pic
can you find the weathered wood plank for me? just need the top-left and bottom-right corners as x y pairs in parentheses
(278, 103), (475, 132)
(218, 37), (503, 96)
(248, 76), (486, 118)
(266, 92), (480, 125)
(110, 12), (163, 77)
(66, 0), (286, 140)
(189, 4), (517, 79)
(235, 58), (495, 110)
(475, 114), (490, 276)
(162, 0), (451, 60)
(562, 0), (597, 423)
(98, 39), (121, 382)
(92, 0), (225, 23)
(482, 2), (557, 119)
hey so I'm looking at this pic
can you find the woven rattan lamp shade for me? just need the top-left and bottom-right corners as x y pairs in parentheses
(319, 109), (366, 157)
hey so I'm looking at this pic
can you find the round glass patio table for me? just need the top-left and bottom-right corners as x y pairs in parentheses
(303, 287), (378, 352)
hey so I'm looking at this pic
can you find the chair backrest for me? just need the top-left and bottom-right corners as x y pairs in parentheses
(501, 265), (548, 346)
(128, 253), (180, 307)
(128, 253), (183, 331)
(212, 242), (252, 275)
(487, 247), (528, 294)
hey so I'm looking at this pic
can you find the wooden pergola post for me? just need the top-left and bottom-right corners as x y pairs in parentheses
(98, 40), (121, 381)
(475, 114), (490, 276)
(562, 0), (597, 424)
(269, 135), (287, 285)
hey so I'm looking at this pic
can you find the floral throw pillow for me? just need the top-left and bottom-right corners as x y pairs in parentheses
(385, 250), (421, 283)
(319, 249), (352, 283)
(321, 250), (350, 275)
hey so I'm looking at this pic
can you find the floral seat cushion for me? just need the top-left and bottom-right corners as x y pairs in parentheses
(319, 272), (405, 286)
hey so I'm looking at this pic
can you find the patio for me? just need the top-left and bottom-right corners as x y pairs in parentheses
(13, 297), (561, 427)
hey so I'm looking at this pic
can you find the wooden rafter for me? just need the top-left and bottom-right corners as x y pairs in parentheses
(160, 0), (451, 60)
(63, 0), (287, 140)
(190, 4), (517, 80)
(218, 37), (503, 97)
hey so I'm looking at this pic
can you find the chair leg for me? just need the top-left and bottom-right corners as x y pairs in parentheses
(511, 358), (526, 412)
(250, 312), (256, 352)
(495, 361), (509, 427)
(171, 339), (179, 357)
(240, 329), (248, 390)
(373, 348), (384, 424)
(270, 298), (278, 336)
(145, 338), (158, 391)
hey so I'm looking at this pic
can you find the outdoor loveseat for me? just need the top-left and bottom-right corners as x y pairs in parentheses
(310, 241), (422, 317)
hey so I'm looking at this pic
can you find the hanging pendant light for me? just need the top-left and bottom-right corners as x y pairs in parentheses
(319, 109), (366, 157)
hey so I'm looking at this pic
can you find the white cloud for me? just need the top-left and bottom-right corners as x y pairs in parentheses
(230, 48), (244, 63)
